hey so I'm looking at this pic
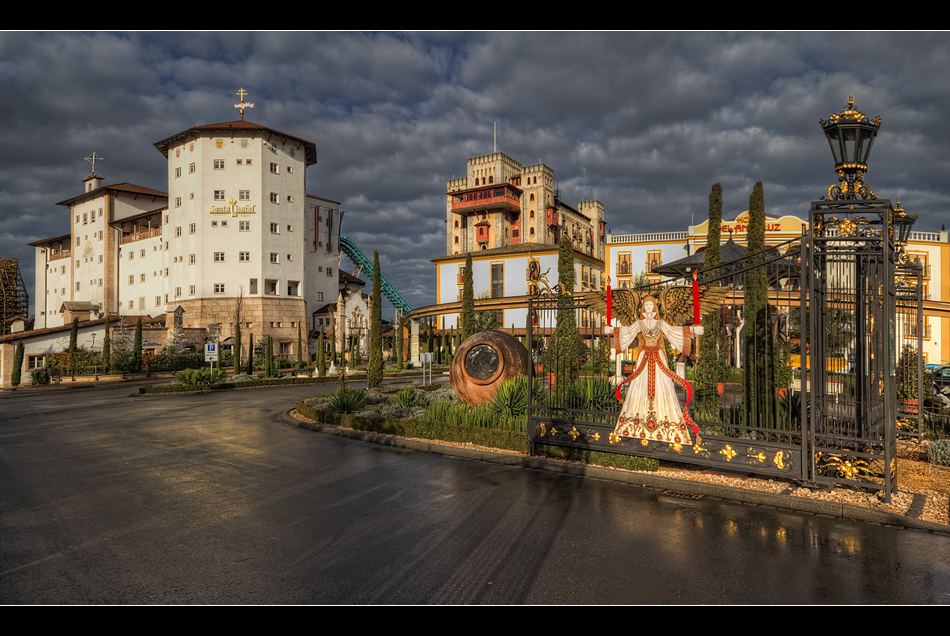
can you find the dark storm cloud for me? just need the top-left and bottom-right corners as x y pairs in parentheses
(2, 31), (949, 316)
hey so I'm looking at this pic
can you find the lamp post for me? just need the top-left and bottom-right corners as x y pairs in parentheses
(819, 96), (882, 201)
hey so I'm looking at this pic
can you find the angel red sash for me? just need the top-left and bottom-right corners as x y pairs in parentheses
(615, 344), (698, 437)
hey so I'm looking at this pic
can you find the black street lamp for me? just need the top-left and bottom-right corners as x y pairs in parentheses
(891, 199), (918, 255)
(819, 96), (882, 200)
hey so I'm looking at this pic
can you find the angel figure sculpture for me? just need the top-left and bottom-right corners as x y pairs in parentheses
(582, 283), (727, 446)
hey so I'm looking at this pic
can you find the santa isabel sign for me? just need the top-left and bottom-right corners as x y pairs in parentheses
(209, 199), (257, 216)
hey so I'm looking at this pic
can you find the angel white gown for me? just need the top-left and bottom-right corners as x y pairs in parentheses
(614, 313), (697, 445)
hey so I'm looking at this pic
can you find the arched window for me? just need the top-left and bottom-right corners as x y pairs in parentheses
(454, 220), (459, 228)
(454, 236), (459, 243)
(475, 178), (479, 186)
(529, 228), (535, 236)
(530, 210), (535, 218)
(530, 193), (535, 201)
(488, 176), (493, 183)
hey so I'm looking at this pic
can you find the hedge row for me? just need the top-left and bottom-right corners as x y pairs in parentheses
(139, 374), (364, 394)
(295, 400), (530, 453)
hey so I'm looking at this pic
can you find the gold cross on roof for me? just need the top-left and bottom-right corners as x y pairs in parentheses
(234, 88), (254, 119)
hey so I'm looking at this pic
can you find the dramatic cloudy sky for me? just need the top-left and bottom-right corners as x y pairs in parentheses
(2, 31), (949, 318)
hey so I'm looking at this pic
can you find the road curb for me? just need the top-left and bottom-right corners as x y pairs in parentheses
(283, 410), (950, 535)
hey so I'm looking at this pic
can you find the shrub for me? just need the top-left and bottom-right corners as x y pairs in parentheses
(928, 439), (950, 467)
(328, 388), (367, 414)
(30, 368), (50, 386)
(569, 377), (616, 413)
(176, 367), (225, 387)
(394, 387), (426, 409)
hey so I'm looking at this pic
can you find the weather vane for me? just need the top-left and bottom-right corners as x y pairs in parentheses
(85, 151), (104, 174)
(234, 88), (254, 120)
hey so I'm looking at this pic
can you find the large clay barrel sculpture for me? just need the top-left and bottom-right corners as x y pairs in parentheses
(451, 330), (530, 406)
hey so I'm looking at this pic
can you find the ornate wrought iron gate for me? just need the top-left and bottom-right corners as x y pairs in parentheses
(528, 207), (915, 501)
(804, 200), (917, 500)
(528, 236), (806, 482)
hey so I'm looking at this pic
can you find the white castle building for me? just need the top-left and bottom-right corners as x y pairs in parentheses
(8, 98), (343, 382)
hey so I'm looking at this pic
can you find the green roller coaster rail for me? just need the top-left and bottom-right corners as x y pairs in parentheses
(340, 235), (412, 314)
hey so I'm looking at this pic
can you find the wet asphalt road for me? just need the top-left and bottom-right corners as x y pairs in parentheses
(1, 381), (949, 605)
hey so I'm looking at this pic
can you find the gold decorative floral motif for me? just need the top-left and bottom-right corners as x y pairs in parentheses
(720, 445), (737, 461)
(609, 432), (623, 445)
(670, 443), (682, 454)
(569, 427), (580, 441)
(749, 450), (766, 464)
(773, 452), (786, 470)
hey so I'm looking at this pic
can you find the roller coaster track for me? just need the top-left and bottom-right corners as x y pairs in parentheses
(339, 235), (412, 314)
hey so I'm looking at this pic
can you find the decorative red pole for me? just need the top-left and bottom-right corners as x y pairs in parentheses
(692, 270), (701, 360)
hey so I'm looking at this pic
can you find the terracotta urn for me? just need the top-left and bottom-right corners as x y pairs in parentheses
(451, 330), (530, 406)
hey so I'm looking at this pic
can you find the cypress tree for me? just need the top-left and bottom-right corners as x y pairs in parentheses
(743, 181), (775, 427)
(246, 333), (254, 375)
(133, 317), (143, 373)
(461, 253), (475, 342)
(265, 334), (274, 378)
(317, 329), (326, 377)
(68, 317), (79, 352)
(396, 319), (404, 370)
(550, 234), (582, 404)
(698, 184), (725, 419)
(12, 340), (24, 387)
(234, 323), (242, 373)
(367, 251), (383, 388)
(102, 318), (111, 374)
(297, 323), (303, 368)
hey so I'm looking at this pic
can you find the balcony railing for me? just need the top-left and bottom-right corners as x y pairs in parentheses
(48, 249), (71, 262)
(121, 227), (162, 244)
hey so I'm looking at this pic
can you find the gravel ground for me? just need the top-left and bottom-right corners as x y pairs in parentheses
(288, 409), (949, 528)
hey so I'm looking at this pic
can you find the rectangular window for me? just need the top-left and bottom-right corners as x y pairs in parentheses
(240, 252), (250, 262)
(189, 163), (196, 174)
(175, 197), (181, 208)
(240, 221), (250, 231)
(270, 192), (279, 203)
(270, 223), (279, 233)
(140, 249), (145, 258)
(214, 252), (225, 263)
(214, 191), (225, 201)
(214, 283), (225, 294)
(175, 287), (181, 297)
(190, 254), (196, 264)
(155, 296), (161, 307)
(129, 275), (134, 285)
(270, 253), (279, 263)
(175, 167), (181, 178)
(175, 227), (182, 237)
(239, 190), (250, 201)
(189, 285), (195, 295)
(270, 162), (279, 174)
(189, 223), (196, 234)
(214, 159), (225, 170)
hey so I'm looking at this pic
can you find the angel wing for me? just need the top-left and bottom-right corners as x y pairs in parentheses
(579, 288), (642, 326)
(659, 285), (730, 326)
